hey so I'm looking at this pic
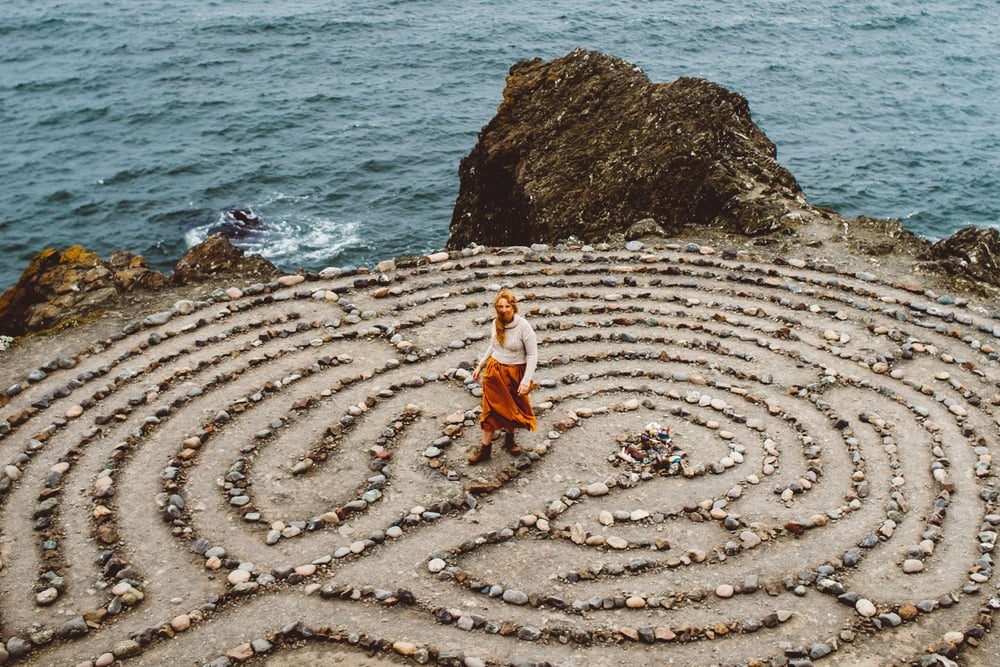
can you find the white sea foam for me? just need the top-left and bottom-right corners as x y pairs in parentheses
(242, 216), (363, 267)
(183, 207), (362, 272)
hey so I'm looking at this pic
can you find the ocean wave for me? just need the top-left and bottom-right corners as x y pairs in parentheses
(183, 205), (363, 271)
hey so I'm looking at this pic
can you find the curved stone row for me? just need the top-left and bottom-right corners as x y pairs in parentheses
(1, 242), (999, 667)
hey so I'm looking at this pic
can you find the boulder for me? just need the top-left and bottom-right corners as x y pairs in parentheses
(448, 48), (808, 249)
(0, 235), (279, 337)
(925, 226), (1000, 288)
(0, 246), (166, 336)
(171, 233), (280, 285)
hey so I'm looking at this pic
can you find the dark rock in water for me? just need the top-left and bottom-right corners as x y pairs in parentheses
(0, 246), (166, 336)
(925, 226), (1000, 288)
(448, 48), (807, 249)
(171, 233), (280, 285)
(230, 208), (262, 227)
(221, 208), (264, 239)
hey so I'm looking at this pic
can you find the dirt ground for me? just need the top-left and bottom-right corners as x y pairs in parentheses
(2, 217), (1000, 667)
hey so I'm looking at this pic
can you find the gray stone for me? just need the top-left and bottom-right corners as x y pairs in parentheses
(144, 310), (173, 326)
(57, 616), (89, 638)
(250, 638), (273, 654)
(809, 642), (833, 659)
(879, 612), (902, 627)
(437, 648), (465, 665)
(55, 354), (77, 369)
(33, 498), (58, 519)
(502, 589), (529, 605)
(5, 638), (30, 659)
(35, 587), (59, 606)
(112, 640), (142, 658)
(28, 628), (52, 646)
(189, 537), (211, 555)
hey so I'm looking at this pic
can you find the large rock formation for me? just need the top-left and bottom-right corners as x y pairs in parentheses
(171, 232), (280, 286)
(924, 226), (1000, 291)
(448, 48), (808, 249)
(0, 234), (278, 337)
(0, 247), (166, 337)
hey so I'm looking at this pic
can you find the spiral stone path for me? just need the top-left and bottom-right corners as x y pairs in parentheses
(2, 238), (1000, 667)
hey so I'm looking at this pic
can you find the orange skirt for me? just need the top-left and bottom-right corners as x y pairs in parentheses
(479, 357), (537, 432)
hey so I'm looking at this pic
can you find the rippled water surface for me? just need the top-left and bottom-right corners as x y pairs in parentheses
(1, 0), (997, 290)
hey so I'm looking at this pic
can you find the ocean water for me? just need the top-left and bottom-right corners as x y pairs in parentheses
(1, 0), (997, 292)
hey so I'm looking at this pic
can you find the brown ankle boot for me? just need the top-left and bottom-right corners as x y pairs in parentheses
(503, 431), (521, 455)
(468, 444), (492, 464)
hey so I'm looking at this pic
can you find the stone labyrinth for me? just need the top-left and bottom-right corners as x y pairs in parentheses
(2, 242), (1000, 667)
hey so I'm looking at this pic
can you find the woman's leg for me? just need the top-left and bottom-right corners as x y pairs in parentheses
(503, 429), (521, 454)
(469, 428), (494, 464)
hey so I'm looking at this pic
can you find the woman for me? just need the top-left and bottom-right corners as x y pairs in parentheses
(469, 289), (537, 464)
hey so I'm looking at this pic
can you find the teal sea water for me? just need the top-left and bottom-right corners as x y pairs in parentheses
(1, 0), (997, 291)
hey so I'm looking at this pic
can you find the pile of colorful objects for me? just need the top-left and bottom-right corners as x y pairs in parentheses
(616, 422), (685, 474)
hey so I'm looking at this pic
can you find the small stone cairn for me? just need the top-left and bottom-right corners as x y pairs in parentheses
(614, 421), (685, 475)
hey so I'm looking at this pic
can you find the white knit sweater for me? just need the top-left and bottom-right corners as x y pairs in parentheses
(477, 315), (537, 384)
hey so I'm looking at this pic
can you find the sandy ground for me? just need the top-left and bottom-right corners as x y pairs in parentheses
(1, 218), (999, 667)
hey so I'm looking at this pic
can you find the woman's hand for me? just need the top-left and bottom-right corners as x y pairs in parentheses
(472, 367), (481, 382)
(517, 382), (530, 396)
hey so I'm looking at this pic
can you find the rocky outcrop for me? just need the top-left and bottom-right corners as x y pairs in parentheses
(171, 233), (280, 286)
(924, 226), (1000, 290)
(448, 49), (808, 249)
(0, 234), (278, 337)
(0, 247), (166, 337)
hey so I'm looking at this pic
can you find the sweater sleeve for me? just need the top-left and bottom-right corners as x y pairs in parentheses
(520, 320), (538, 385)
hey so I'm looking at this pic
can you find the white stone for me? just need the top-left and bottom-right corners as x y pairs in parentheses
(943, 631), (965, 645)
(586, 482), (610, 496)
(277, 274), (305, 286)
(606, 536), (628, 550)
(227, 570), (252, 585)
(855, 598), (877, 617)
